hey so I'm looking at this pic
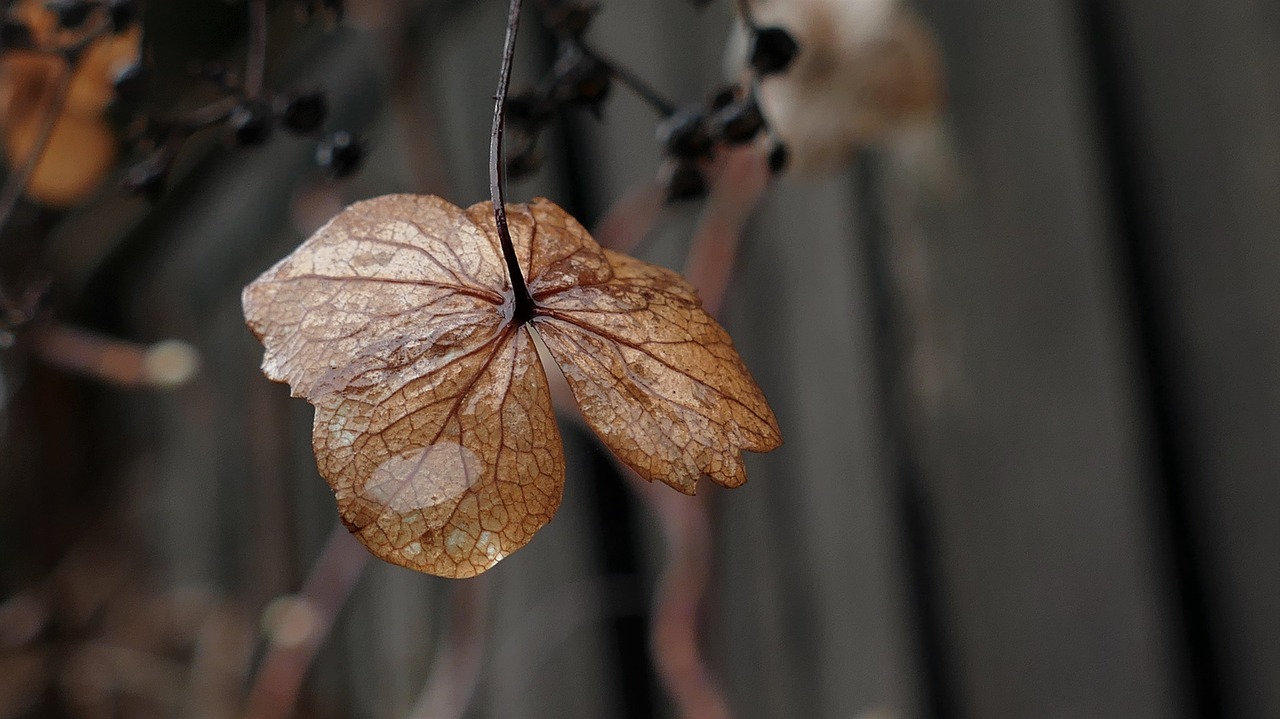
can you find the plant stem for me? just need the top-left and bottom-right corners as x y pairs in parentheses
(243, 524), (370, 719)
(492, 0), (536, 324)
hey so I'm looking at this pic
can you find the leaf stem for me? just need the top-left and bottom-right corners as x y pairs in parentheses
(491, 0), (536, 324)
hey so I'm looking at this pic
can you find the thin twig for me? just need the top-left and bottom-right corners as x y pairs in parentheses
(245, 0), (269, 98)
(491, 0), (535, 323)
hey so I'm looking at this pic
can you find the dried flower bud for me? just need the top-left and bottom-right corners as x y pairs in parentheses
(0, 20), (35, 50)
(123, 155), (170, 200)
(46, 0), (94, 29)
(714, 98), (765, 144)
(657, 109), (713, 159)
(280, 92), (328, 134)
(507, 90), (556, 128)
(728, 0), (945, 174)
(548, 1), (599, 38)
(107, 0), (136, 33)
(709, 85), (738, 112)
(230, 102), (275, 146)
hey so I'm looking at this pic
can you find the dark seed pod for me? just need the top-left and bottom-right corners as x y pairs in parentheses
(280, 92), (328, 134)
(665, 160), (708, 203)
(656, 109), (713, 159)
(551, 42), (611, 117)
(767, 142), (789, 175)
(709, 85), (738, 112)
(507, 90), (556, 128)
(714, 98), (765, 145)
(0, 20), (35, 51)
(316, 131), (364, 178)
(230, 102), (275, 146)
(547, 1), (599, 38)
(112, 61), (147, 101)
(749, 26), (800, 75)
(107, 0), (136, 32)
(46, 0), (94, 29)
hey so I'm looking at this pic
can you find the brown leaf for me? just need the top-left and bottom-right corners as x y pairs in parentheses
(243, 195), (780, 577)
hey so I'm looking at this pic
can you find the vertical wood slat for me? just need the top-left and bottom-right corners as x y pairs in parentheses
(720, 177), (920, 719)
(1096, 1), (1280, 716)
(906, 0), (1188, 716)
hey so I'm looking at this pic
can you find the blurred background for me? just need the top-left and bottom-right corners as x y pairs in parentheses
(2, 0), (1279, 717)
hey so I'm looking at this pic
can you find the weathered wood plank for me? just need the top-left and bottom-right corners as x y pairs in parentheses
(1099, 1), (1280, 715)
(905, 0), (1188, 715)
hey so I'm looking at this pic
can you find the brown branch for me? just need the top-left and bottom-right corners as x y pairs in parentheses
(406, 579), (490, 719)
(30, 324), (200, 388)
(634, 147), (770, 719)
(243, 524), (370, 719)
(592, 180), (664, 254)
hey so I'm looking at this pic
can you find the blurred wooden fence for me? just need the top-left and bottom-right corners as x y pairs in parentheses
(7, 0), (1279, 717)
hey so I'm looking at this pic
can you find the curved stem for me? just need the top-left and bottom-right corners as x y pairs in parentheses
(243, 524), (370, 719)
(491, 0), (535, 324)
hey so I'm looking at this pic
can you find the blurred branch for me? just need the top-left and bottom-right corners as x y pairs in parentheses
(685, 148), (770, 317)
(405, 579), (490, 719)
(593, 180), (664, 254)
(633, 147), (769, 719)
(30, 324), (200, 389)
(243, 525), (369, 719)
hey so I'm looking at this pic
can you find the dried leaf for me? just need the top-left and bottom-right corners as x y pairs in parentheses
(244, 195), (780, 577)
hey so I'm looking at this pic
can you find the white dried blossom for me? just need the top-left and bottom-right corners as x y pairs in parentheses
(730, 0), (946, 175)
